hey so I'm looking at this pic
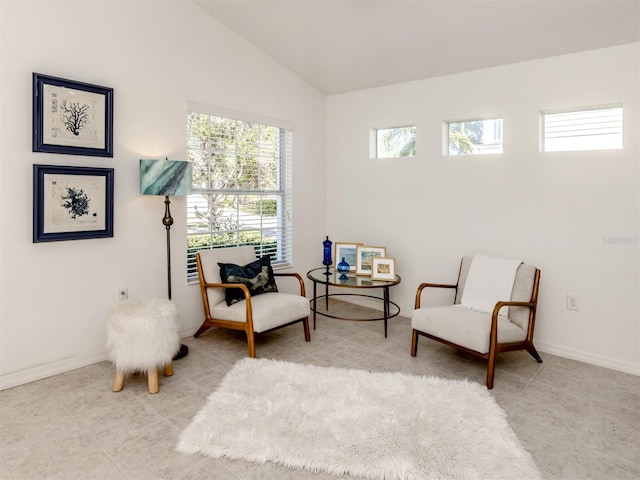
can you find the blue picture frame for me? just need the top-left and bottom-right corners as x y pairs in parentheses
(32, 73), (114, 157)
(33, 164), (114, 242)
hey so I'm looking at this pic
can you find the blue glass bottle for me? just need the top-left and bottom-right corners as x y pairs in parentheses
(337, 257), (350, 280)
(337, 257), (350, 274)
(322, 236), (332, 267)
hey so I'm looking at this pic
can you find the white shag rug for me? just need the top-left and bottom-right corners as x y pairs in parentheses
(177, 358), (540, 480)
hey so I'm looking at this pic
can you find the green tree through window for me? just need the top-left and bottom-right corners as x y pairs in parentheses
(448, 119), (502, 155)
(186, 111), (293, 278)
(375, 126), (416, 158)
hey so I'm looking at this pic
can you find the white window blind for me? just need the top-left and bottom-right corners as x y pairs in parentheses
(542, 105), (623, 152)
(186, 108), (293, 279)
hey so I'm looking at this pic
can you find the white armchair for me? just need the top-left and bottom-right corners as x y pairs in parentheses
(195, 246), (310, 357)
(411, 255), (542, 389)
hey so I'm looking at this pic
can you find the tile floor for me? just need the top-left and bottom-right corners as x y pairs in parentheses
(1, 301), (639, 480)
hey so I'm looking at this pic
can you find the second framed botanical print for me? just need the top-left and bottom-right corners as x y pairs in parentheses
(33, 164), (114, 242)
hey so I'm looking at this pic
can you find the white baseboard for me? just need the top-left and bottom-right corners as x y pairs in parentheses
(179, 327), (198, 338)
(0, 352), (109, 391)
(536, 340), (640, 376)
(0, 330), (199, 391)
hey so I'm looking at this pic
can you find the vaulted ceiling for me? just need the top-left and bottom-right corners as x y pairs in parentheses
(194, 0), (640, 95)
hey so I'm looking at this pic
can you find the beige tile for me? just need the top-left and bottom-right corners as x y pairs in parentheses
(134, 378), (211, 418)
(184, 359), (236, 395)
(0, 399), (124, 480)
(102, 419), (234, 479)
(71, 393), (165, 448)
(575, 409), (640, 467)
(1, 300), (638, 480)
(561, 450), (640, 480)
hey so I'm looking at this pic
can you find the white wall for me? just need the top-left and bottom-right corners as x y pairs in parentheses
(0, 0), (326, 389)
(326, 44), (639, 374)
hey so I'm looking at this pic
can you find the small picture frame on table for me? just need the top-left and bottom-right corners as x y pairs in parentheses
(356, 245), (386, 276)
(371, 257), (396, 281)
(32, 73), (114, 157)
(33, 164), (114, 243)
(334, 242), (362, 272)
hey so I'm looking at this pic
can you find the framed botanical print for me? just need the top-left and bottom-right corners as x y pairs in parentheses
(32, 73), (114, 157)
(33, 164), (114, 242)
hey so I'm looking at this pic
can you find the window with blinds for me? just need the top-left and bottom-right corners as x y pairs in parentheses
(542, 105), (623, 152)
(186, 107), (294, 279)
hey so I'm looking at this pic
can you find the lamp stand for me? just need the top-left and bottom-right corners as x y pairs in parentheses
(161, 195), (188, 360)
(162, 195), (173, 300)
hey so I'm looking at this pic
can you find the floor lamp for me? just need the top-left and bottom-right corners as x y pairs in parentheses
(140, 158), (193, 360)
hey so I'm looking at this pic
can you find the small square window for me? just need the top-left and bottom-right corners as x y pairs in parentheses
(542, 106), (622, 152)
(372, 126), (416, 158)
(447, 118), (503, 156)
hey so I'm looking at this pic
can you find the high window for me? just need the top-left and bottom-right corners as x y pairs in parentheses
(447, 118), (503, 155)
(186, 106), (293, 279)
(542, 105), (623, 152)
(372, 126), (416, 158)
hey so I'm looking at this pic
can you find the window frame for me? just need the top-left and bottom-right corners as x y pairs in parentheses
(540, 104), (623, 152)
(370, 125), (416, 159)
(186, 103), (295, 280)
(445, 117), (504, 156)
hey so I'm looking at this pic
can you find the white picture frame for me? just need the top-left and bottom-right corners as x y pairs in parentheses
(334, 242), (362, 272)
(371, 257), (396, 281)
(356, 245), (386, 276)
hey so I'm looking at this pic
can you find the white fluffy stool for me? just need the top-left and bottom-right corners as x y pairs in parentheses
(106, 298), (180, 394)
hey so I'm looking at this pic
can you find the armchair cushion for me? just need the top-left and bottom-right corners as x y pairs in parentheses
(411, 306), (526, 354)
(455, 257), (537, 332)
(218, 255), (278, 306)
(459, 255), (522, 317)
(211, 292), (310, 333)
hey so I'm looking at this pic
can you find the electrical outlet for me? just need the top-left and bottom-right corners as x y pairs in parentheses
(567, 294), (579, 311)
(118, 287), (128, 302)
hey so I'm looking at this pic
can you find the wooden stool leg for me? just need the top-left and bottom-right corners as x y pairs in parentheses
(148, 368), (159, 394)
(112, 370), (125, 392)
(163, 363), (174, 377)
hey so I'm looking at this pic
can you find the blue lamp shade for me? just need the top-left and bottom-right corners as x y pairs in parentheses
(140, 159), (193, 196)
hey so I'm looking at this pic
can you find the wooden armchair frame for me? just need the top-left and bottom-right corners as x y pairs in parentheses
(410, 260), (542, 389)
(194, 252), (311, 358)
